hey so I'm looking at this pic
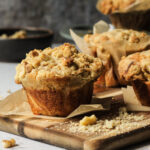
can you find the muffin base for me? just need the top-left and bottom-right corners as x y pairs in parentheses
(110, 10), (150, 31)
(132, 80), (150, 106)
(24, 82), (93, 117)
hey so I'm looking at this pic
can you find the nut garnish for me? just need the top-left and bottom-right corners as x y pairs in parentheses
(2, 138), (16, 148)
(80, 115), (97, 126)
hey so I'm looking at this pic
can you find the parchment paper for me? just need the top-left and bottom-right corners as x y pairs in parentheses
(122, 86), (150, 111)
(0, 89), (110, 119)
(71, 20), (150, 111)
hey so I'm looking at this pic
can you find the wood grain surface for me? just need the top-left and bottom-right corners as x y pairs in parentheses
(0, 97), (150, 150)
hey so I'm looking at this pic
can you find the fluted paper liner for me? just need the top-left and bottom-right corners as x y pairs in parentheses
(97, 0), (150, 14)
(0, 89), (111, 119)
(122, 86), (150, 111)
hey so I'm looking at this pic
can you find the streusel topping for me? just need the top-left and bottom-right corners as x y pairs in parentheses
(118, 50), (150, 81)
(15, 43), (103, 85)
(84, 29), (147, 64)
(97, 0), (149, 14)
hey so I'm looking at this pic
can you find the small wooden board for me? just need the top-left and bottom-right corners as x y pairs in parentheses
(0, 97), (150, 150)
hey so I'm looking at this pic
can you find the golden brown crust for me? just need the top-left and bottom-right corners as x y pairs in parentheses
(24, 82), (93, 116)
(84, 29), (149, 88)
(97, 0), (141, 14)
(15, 43), (103, 116)
(15, 43), (103, 90)
(118, 50), (150, 82)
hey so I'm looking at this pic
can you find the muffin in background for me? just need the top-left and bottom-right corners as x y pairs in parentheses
(15, 43), (103, 116)
(97, 0), (150, 31)
(118, 50), (150, 106)
(84, 29), (150, 92)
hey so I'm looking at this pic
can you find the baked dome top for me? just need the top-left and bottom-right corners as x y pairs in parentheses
(15, 43), (103, 85)
(118, 50), (150, 82)
(84, 29), (149, 64)
(97, 0), (149, 14)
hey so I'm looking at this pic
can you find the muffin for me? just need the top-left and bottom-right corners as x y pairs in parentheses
(97, 0), (150, 30)
(118, 50), (150, 106)
(15, 43), (103, 116)
(84, 29), (150, 91)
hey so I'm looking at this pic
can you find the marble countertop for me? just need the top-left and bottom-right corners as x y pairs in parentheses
(0, 62), (150, 150)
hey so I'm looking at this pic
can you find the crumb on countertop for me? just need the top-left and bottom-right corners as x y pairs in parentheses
(2, 138), (16, 148)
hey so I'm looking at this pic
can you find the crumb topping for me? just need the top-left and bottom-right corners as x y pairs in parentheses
(118, 50), (150, 81)
(15, 43), (103, 87)
(84, 29), (147, 65)
(97, 0), (140, 14)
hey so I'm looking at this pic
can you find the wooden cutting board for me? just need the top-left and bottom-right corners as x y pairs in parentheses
(0, 97), (150, 150)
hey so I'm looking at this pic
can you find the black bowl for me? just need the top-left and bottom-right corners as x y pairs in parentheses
(0, 27), (53, 62)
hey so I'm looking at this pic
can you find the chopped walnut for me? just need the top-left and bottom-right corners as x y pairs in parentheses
(80, 115), (97, 126)
(2, 139), (16, 148)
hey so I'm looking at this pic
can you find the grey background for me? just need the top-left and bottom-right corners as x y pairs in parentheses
(0, 0), (110, 42)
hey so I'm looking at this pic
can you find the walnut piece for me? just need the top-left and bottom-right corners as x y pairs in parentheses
(80, 115), (97, 126)
(2, 139), (16, 148)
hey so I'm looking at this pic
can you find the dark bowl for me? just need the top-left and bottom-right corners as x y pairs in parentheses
(0, 27), (53, 62)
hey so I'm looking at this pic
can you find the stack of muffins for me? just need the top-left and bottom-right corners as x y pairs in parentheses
(83, 0), (150, 104)
(15, 0), (150, 117)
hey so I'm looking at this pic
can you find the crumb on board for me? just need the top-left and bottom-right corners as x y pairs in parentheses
(80, 115), (97, 126)
(68, 107), (145, 135)
(2, 138), (16, 148)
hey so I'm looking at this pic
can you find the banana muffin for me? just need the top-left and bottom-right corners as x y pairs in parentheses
(118, 50), (150, 106)
(84, 29), (150, 91)
(15, 43), (103, 116)
(97, 0), (150, 30)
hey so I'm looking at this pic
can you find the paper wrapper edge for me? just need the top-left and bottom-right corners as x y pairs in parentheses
(0, 89), (111, 119)
(122, 86), (150, 111)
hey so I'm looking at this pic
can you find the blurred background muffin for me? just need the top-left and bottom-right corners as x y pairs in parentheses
(97, 0), (150, 31)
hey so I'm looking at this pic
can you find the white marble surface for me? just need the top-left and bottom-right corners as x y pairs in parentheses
(0, 62), (63, 150)
(0, 62), (150, 150)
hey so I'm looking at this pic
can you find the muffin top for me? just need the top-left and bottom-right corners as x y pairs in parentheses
(84, 29), (149, 65)
(118, 50), (150, 82)
(97, 0), (150, 14)
(15, 43), (103, 89)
